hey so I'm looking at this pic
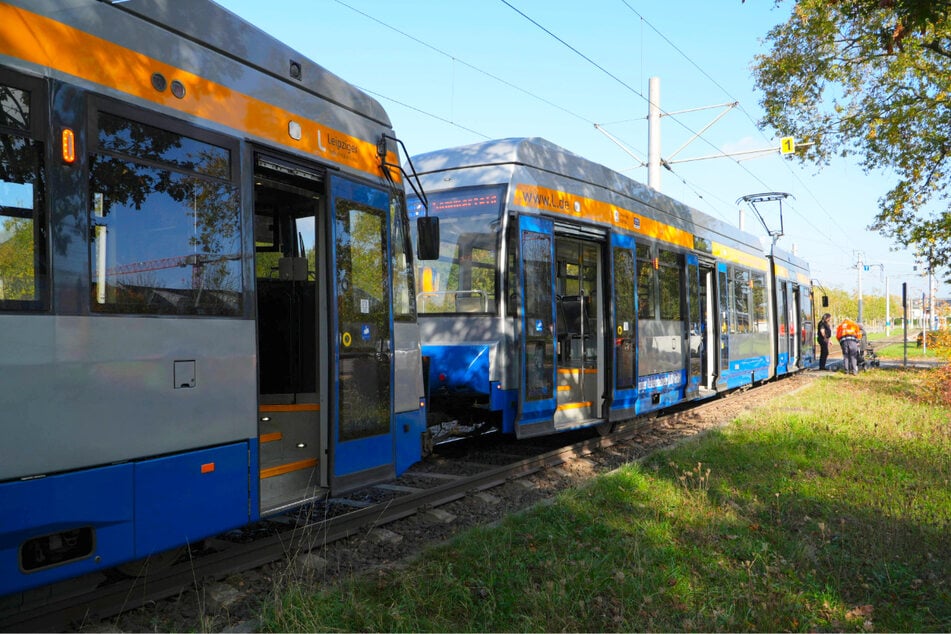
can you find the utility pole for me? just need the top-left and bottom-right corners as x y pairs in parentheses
(855, 251), (865, 324)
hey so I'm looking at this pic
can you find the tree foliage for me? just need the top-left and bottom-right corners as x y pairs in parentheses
(752, 0), (951, 281)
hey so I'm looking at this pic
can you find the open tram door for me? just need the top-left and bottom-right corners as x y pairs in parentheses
(553, 230), (605, 429)
(514, 215), (606, 437)
(696, 258), (718, 396)
(253, 155), (398, 512)
(253, 153), (326, 514)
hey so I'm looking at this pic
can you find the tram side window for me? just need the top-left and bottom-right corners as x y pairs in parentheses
(636, 244), (654, 319)
(409, 187), (502, 315)
(89, 111), (241, 316)
(658, 249), (682, 321)
(390, 195), (415, 321)
(800, 287), (814, 344)
(752, 272), (768, 332)
(732, 267), (751, 333)
(0, 80), (46, 310)
(614, 247), (636, 389)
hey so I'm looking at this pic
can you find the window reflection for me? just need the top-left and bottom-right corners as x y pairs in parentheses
(408, 187), (502, 314)
(0, 79), (45, 310)
(390, 195), (415, 321)
(89, 111), (240, 315)
(335, 199), (390, 441)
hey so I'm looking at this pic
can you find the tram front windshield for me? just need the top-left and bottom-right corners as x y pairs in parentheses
(409, 186), (503, 315)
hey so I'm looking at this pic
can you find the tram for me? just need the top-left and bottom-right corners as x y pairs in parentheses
(0, 0), (426, 595)
(408, 137), (815, 438)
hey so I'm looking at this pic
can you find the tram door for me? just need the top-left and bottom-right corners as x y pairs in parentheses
(554, 237), (603, 427)
(777, 281), (793, 374)
(328, 176), (395, 490)
(791, 284), (802, 368)
(687, 256), (718, 398)
(516, 215), (557, 435)
(254, 154), (324, 515)
(685, 255), (702, 400)
(700, 264), (717, 392)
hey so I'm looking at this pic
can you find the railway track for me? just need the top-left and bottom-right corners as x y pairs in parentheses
(0, 372), (816, 633)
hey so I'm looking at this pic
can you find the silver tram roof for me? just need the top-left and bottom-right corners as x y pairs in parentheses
(9, 0), (391, 128)
(410, 137), (772, 256)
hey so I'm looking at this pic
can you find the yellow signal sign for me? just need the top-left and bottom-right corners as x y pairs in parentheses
(780, 136), (796, 155)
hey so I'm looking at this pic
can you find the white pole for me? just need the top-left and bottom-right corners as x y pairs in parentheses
(857, 253), (864, 324)
(648, 76), (661, 191)
(885, 275), (890, 336)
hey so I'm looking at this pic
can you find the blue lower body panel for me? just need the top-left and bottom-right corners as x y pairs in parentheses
(395, 406), (426, 474)
(133, 442), (250, 556)
(0, 442), (250, 596)
(636, 370), (687, 415)
(775, 352), (791, 376)
(720, 355), (771, 389)
(0, 463), (134, 596)
(424, 343), (491, 401)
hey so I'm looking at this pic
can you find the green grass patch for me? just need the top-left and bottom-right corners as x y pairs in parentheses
(875, 341), (942, 359)
(262, 370), (951, 632)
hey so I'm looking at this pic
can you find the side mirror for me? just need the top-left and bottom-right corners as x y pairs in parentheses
(822, 295), (829, 308)
(417, 216), (440, 261)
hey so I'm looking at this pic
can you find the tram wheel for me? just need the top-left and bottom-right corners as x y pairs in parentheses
(595, 421), (615, 436)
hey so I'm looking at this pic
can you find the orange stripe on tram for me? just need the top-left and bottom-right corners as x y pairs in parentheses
(260, 458), (319, 480)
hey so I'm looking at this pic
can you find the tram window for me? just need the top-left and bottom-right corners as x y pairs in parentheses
(0, 78), (47, 311)
(801, 288), (814, 344)
(522, 231), (553, 401)
(636, 244), (654, 319)
(89, 110), (240, 316)
(752, 272), (768, 332)
(614, 247), (636, 389)
(732, 267), (751, 333)
(409, 187), (502, 314)
(391, 195), (415, 321)
(658, 249), (682, 321)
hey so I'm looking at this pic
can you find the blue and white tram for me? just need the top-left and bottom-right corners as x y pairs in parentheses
(0, 0), (426, 596)
(408, 137), (815, 438)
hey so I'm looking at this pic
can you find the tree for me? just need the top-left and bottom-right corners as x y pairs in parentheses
(751, 0), (951, 282)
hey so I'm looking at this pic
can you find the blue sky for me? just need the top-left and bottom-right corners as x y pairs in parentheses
(217, 0), (945, 302)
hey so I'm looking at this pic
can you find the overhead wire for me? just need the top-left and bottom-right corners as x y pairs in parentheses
(616, 0), (852, 253)
(332, 0), (847, 260)
(497, 2), (789, 204)
(331, 0), (596, 128)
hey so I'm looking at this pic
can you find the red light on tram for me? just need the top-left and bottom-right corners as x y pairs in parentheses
(61, 128), (76, 164)
(438, 373), (447, 382)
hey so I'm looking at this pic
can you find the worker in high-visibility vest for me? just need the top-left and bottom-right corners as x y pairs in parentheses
(836, 317), (862, 375)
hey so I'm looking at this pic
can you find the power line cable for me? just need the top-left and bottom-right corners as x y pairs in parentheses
(616, 0), (852, 245)
(332, 0), (596, 127)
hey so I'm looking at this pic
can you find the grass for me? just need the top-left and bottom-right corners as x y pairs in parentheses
(875, 341), (943, 359)
(261, 368), (951, 632)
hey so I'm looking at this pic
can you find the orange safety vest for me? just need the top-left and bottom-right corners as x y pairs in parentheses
(836, 319), (861, 341)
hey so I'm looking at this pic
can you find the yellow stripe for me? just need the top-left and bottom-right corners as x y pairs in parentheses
(712, 241), (769, 271)
(512, 183), (694, 249)
(259, 403), (320, 413)
(556, 401), (593, 411)
(557, 368), (598, 375)
(2, 4), (398, 181)
(556, 385), (571, 392)
(260, 458), (318, 479)
(259, 432), (283, 444)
